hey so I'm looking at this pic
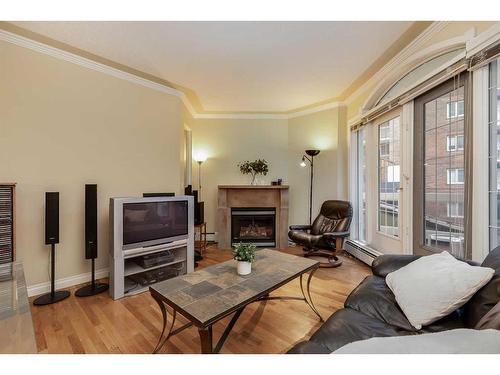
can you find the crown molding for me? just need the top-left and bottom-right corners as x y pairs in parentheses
(344, 21), (450, 107)
(0, 29), (205, 117)
(466, 21), (500, 57)
(193, 112), (289, 120)
(0, 27), (343, 120)
(0, 29), (184, 98)
(287, 100), (343, 119)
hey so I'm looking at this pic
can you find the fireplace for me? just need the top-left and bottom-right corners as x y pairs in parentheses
(217, 185), (288, 249)
(231, 208), (276, 247)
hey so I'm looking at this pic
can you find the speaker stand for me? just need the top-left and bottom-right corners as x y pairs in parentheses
(75, 258), (109, 297)
(33, 244), (71, 306)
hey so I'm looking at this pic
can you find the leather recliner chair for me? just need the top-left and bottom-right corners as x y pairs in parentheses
(288, 200), (352, 267)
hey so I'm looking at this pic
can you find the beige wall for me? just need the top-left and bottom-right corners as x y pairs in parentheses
(188, 117), (289, 233)
(0, 40), (184, 287)
(187, 106), (349, 235)
(288, 107), (348, 226)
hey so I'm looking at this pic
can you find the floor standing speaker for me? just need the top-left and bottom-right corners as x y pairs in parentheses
(76, 184), (108, 297)
(45, 192), (59, 245)
(33, 192), (71, 306)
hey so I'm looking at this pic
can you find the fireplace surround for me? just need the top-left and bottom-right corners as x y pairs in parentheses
(216, 185), (289, 249)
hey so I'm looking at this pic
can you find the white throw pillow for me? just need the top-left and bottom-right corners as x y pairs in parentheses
(386, 251), (494, 330)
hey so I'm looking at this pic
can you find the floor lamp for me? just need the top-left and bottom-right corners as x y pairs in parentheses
(194, 154), (207, 200)
(193, 153), (207, 265)
(300, 149), (320, 224)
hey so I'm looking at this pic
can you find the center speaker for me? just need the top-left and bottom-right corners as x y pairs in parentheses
(75, 184), (109, 297)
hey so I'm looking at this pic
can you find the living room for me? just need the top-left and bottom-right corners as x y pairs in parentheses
(1, 0), (500, 373)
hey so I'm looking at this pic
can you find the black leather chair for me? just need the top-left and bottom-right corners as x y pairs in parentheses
(287, 246), (500, 353)
(288, 200), (352, 267)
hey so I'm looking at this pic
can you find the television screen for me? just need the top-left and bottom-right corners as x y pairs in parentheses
(123, 200), (188, 246)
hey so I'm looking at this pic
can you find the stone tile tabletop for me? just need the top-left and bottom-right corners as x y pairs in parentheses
(150, 249), (318, 326)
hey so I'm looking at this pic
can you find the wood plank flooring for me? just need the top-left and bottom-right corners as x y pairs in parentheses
(30, 246), (370, 354)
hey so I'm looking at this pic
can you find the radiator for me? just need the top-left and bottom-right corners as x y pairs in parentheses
(344, 240), (382, 266)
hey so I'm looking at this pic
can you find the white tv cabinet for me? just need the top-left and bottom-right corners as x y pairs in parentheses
(109, 196), (194, 300)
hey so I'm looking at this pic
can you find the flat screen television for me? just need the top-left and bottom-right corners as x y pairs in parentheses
(122, 200), (188, 247)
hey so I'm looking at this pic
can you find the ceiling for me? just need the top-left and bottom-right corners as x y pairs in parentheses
(12, 21), (416, 113)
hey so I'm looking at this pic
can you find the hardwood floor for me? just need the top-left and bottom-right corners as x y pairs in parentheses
(30, 246), (370, 354)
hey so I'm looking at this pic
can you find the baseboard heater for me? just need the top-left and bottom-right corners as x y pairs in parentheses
(344, 240), (382, 266)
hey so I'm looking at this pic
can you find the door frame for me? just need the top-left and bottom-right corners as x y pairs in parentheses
(368, 108), (404, 254)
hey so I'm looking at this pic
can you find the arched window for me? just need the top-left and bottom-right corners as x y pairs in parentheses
(376, 48), (466, 106)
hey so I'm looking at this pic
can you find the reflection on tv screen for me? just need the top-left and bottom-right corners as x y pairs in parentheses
(123, 201), (188, 246)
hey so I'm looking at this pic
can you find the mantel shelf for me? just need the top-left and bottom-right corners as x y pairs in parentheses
(218, 185), (289, 189)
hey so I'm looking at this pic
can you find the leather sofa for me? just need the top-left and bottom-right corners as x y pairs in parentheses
(288, 246), (500, 353)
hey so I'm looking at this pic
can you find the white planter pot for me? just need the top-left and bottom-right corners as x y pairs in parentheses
(237, 261), (252, 275)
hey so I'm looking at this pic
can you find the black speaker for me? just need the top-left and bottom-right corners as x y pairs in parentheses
(34, 191), (70, 305)
(76, 184), (108, 297)
(195, 201), (204, 225)
(85, 184), (98, 259)
(45, 192), (59, 245)
(143, 192), (175, 197)
(192, 189), (199, 203)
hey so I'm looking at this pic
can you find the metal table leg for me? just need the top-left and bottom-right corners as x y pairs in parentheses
(300, 268), (324, 321)
(198, 326), (213, 354)
(152, 293), (178, 354)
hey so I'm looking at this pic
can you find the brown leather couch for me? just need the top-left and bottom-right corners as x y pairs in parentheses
(288, 246), (500, 353)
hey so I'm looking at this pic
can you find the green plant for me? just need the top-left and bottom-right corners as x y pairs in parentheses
(232, 243), (257, 263)
(238, 159), (269, 184)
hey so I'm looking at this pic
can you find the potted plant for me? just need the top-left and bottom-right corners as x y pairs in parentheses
(232, 243), (257, 275)
(238, 159), (269, 185)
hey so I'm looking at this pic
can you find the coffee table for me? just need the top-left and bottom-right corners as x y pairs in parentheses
(149, 249), (322, 354)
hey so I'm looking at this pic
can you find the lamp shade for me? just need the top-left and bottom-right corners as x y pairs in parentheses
(193, 150), (208, 163)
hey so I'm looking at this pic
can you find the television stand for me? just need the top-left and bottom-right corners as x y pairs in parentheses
(109, 196), (195, 300)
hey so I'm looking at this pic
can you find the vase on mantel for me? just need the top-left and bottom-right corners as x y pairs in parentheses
(251, 173), (257, 185)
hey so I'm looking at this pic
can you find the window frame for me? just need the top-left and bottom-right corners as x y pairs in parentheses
(377, 116), (401, 238)
(413, 72), (470, 258)
(349, 127), (368, 243)
(488, 58), (500, 253)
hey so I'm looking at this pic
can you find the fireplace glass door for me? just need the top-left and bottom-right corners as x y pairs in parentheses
(231, 208), (276, 247)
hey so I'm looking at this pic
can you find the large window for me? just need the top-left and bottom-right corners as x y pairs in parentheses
(422, 84), (465, 257)
(489, 59), (500, 251)
(378, 117), (400, 237)
(352, 127), (367, 242)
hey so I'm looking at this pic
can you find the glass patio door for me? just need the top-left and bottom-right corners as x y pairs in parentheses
(413, 75), (469, 258)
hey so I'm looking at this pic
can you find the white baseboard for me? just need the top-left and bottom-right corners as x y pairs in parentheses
(344, 240), (382, 266)
(27, 268), (110, 297)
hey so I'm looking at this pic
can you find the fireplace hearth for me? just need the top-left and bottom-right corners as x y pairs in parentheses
(231, 208), (276, 247)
